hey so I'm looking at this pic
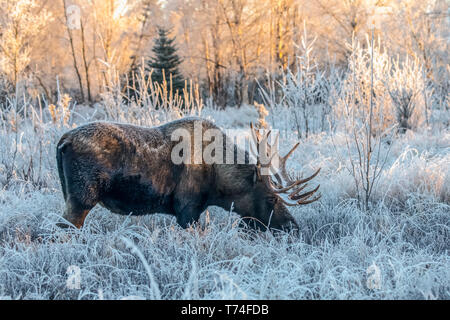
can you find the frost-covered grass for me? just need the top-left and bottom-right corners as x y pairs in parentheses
(0, 102), (449, 300)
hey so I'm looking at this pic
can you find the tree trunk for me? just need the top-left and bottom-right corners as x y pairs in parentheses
(80, 19), (92, 102)
(62, 0), (85, 102)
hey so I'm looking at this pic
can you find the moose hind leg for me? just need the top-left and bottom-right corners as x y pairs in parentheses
(59, 196), (96, 229)
(57, 143), (101, 229)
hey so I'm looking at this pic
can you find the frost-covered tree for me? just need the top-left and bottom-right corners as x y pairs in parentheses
(147, 27), (185, 95)
(0, 0), (52, 96)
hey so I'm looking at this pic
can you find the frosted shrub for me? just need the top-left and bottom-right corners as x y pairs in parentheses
(381, 145), (450, 205)
(102, 64), (203, 127)
(333, 36), (395, 211)
(280, 29), (324, 138)
(336, 36), (392, 133)
(258, 25), (337, 137)
(386, 56), (425, 132)
(48, 93), (72, 128)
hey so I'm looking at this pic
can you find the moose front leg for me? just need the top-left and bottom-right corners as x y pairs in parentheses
(174, 199), (204, 229)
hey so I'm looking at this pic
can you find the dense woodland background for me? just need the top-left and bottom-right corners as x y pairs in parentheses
(0, 0), (448, 108)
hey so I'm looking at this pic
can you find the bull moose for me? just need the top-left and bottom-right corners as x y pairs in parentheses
(56, 117), (320, 232)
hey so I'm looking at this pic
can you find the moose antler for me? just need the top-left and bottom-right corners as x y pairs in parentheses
(250, 123), (321, 206)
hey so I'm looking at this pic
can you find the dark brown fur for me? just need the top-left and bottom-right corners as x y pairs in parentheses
(56, 117), (299, 232)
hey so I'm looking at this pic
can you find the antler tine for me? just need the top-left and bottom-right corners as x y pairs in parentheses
(250, 122), (276, 169)
(269, 166), (283, 187)
(295, 168), (321, 185)
(250, 123), (321, 205)
(250, 123), (260, 145)
(282, 142), (300, 162)
(250, 123), (261, 166)
(289, 184), (320, 201)
(265, 177), (285, 192)
(297, 194), (321, 205)
(277, 191), (322, 206)
(250, 123), (271, 143)
(278, 142), (300, 185)
(274, 172), (320, 202)
(277, 144), (321, 192)
(272, 131), (280, 153)
(250, 123), (267, 154)
(268, 177), (306, 193)
(268, 141), (304, 192)
(277, 192), (303, 206)
(287, 183), (309, 197)
(262, 130), (272, 158)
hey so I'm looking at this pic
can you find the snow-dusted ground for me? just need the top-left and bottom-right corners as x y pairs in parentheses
(0, 104), (448, 299)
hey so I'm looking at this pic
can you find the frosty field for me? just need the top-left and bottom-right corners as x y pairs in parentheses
(0, 103), (448, 300)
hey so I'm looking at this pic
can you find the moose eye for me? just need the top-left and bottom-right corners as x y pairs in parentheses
(267, 197), (277, 205)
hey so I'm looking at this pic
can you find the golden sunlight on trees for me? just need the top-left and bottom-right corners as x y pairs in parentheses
(0, 0), (52, 95)
(0, 0), (447, 108)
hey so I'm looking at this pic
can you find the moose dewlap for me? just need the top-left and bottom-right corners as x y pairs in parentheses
(56, 117), (320, 232)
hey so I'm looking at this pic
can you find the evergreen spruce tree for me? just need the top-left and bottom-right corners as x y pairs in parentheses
(147, 26), (185, 96)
